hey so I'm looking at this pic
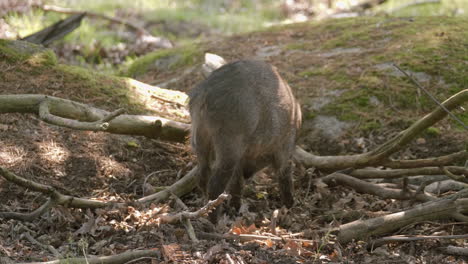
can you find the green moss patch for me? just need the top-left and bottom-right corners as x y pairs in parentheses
(124, 44), (202, 78)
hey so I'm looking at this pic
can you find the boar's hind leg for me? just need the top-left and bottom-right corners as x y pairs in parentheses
(207, 136), (245, 216)
(193, 134), (212, 199)
(273, 155), (294, 208)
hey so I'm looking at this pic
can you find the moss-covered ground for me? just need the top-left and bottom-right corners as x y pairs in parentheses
(127, 17), (467, 140)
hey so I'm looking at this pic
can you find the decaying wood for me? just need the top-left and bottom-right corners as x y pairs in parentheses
(0, 94), (190, 142)
(18, 249), (160, 264)
(337, 192), (468, 243)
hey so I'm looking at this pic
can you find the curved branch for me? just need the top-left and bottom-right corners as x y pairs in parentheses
(295, 89), (468, 170)
(158, 193), (230, 224)
(138, 166), (198, 204)
(322, 172), (435, 202)
(39, 99), (124, 131)
(0, 166), (118, 221)
(0, 94), (189, 142)
(0, 198), (56, 221)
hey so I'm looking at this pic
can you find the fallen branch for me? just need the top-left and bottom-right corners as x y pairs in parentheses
(438, 245), (468, 256)
(0, 198), (56, 222)
(294, 89), (468, 170)
(18, 249), (160, 264)
(138, 166), (198, 204)
(21, 232), (61, 258)
(369, 234), (468, 249)
(171, 193), (198, 242)
(322, 172), (435, 202)
(39, 98), (124, 131)
(40, 5), (150, 37)
(337, 195), (468, 243)
(197, 231), (316, 244)
(158, 193), (230, 224)
(382, 150), (467, 169)
(0, 166), (118, 221)
(441, 166), (468, 183)
(350, 166), (468, 179)
(0, 94), (189, 142)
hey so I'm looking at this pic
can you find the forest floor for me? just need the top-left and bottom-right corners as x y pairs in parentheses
(0, 12), (467, 264)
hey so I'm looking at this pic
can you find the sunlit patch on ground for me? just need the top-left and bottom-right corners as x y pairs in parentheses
(37, 140), (70, 164)
(0, 146), (27, 166)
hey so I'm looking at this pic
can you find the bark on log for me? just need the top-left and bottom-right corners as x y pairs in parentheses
(0, 94), (190, 142)
(338, 196), (468, 243)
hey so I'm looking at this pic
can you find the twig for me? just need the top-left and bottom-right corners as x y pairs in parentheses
(158, 193), (230, 224)
(170, 192), (199, 242)
(393, 64), (467, 130)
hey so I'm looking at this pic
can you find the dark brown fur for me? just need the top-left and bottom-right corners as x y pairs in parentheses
(189, 60), (302, 220)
